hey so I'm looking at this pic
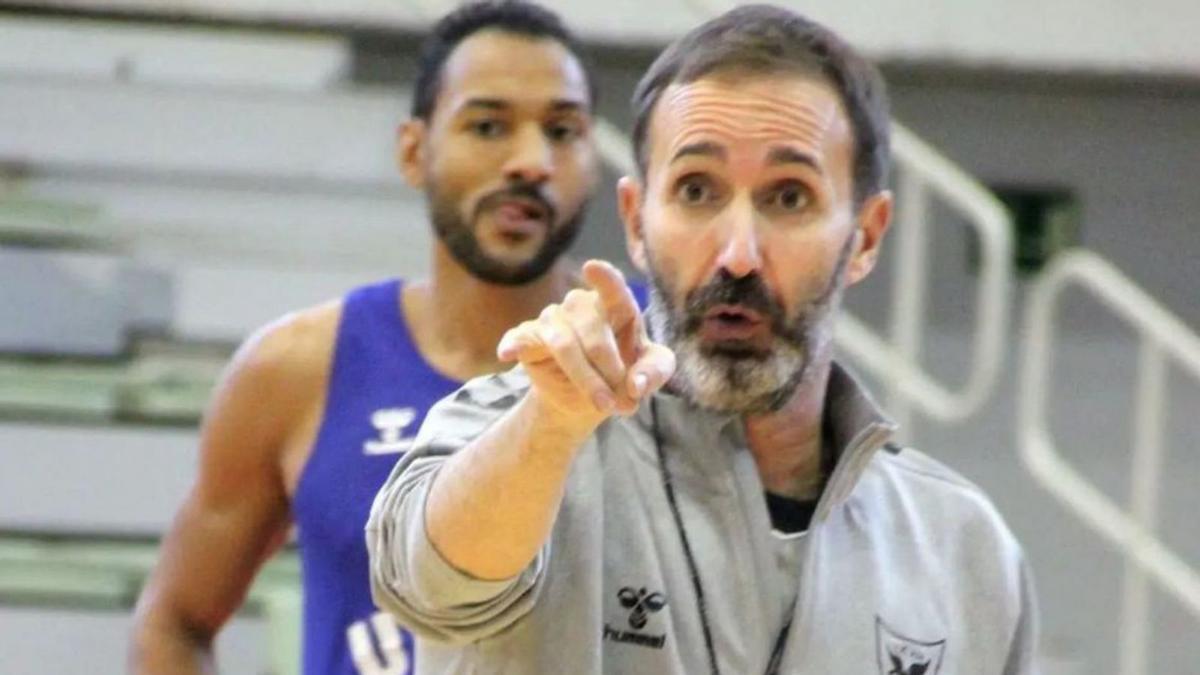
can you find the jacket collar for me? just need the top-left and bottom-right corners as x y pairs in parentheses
(636, 361), (897, 517)
(814, 362), (898, 521)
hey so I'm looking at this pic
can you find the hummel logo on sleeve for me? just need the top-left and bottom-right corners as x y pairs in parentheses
(603, 586), (668, 649)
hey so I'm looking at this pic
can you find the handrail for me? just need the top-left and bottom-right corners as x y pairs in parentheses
(593, 117), (1014, 431)
(1017, 249), (1200, 675)
(838, 124), (1013, 431)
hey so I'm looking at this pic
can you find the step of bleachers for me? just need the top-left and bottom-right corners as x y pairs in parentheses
(0, 14), (351, 90)
(0, 50), (434, 355)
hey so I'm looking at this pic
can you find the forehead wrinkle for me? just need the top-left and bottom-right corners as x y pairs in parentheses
(666, 85), (839, 129)
(665, 119), (830, 164)
(675, 109), (829, 139)
(676, 98), (835, 133)
(664, 83), (829, 114)
(673, 116), (828, 144)
(661, 89), (841, 164)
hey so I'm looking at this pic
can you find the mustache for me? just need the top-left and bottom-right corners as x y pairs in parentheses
(681, 271), (788, 335)
(474, 182), (556, 223)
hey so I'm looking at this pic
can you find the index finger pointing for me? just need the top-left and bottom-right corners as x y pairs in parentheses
(581, 260), (641, 333)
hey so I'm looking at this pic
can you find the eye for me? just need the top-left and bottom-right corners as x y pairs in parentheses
(675, 175), (716, 206)
(545, 120), (582, 143)
(766, 181), (812, 212)
(470, 119), (507, 138)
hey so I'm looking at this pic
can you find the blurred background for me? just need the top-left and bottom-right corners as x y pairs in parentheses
(0, 1), (1197, 673)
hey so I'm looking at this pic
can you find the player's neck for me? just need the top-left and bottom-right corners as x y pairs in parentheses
(403, 246), (579, 381)
(741, 358), (833, 501)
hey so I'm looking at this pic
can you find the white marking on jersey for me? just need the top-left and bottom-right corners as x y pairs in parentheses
(363, 408), (416, 455)
(346, 611), (411, 674)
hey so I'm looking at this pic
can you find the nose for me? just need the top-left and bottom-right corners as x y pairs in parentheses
(503, 123), (552, 185)
(715, 196), (764, 278)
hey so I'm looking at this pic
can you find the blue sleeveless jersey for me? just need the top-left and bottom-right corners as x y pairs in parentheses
(293, 279), (459, 675)
(292, 276), (649, 675)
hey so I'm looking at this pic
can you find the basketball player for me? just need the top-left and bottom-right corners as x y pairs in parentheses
(130, 3), (604, 673)
(366, 5), (1039, 674)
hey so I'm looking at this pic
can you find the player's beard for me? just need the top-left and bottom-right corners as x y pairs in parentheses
(645, 234), (855, 414)
(427, 180), (585, 286)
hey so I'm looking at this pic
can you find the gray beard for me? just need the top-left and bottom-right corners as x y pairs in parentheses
(645, 235), (854, 414)
(647, 292), (828, 414)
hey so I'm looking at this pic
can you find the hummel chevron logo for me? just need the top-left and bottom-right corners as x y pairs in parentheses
(603, 586), (668, 650)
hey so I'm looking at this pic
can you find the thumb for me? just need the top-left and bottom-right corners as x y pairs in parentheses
(624, 342), (676, 400)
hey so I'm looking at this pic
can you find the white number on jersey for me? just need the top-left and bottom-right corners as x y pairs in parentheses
(346, 611), (411, 675)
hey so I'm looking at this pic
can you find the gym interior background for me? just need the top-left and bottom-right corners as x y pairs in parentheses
(0, 1), (1197, 673)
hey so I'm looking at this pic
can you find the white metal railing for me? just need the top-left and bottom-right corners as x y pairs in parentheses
(1017, 249), (1200, 675)
(837, 125), (1013, 434)
(596, 118), (1015, 435)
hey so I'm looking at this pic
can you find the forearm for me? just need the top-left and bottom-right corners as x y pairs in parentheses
(424, 391), (594, 581)
(129, 612), (216, 675)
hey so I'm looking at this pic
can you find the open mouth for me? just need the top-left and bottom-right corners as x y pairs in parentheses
(490, 198), (550, 243)
(697, 304), (768, 344)
(704, 304), (764, 328)
(503, 198), (548, 221)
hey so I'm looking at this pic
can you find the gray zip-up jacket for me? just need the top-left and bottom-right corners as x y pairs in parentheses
(366, 364), (1039, 674)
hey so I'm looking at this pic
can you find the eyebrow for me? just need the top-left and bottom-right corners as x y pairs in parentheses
(670, 141), (726, 164)
(767, 146), (821, 172)
(460, 98), (587, 113)
(549, 99), (586, 113)
(462, 98), (508, 111)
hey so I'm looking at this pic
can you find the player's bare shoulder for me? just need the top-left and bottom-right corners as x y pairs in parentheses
(197, 299), (344, 490)
(232, 299), (343, 391)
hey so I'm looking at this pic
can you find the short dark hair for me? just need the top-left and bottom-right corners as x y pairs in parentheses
(411, 0), (596, 120)
(631, 4), (890, 205)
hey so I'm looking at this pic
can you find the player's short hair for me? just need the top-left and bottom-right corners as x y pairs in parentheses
(631, 4), (891, 205)
(412, 0), (596, 120)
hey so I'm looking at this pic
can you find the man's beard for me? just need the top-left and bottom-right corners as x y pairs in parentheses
(646, 235), (855, 414)
(428, 181), (585, 286)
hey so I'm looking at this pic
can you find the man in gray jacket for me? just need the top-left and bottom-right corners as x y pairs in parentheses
(367, 5), (1039, 674)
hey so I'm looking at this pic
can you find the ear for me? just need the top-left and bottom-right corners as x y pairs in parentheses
(845, 190), (893, 286)
(617, 175), (649, 274)
(397, 119), (427, 189)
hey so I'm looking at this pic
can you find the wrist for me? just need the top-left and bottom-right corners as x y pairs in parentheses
(519, 389), (605, 443)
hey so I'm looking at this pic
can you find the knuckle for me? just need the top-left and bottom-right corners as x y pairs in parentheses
(585, 375), (611, 398)
(562, 288), (590, 308)
(583, 338), (613, 364)
(542, 328), (574, 353)
(563, 290), (601, 319)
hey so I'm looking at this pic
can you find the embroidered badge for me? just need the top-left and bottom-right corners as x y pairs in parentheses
(875, 615), (945, 675)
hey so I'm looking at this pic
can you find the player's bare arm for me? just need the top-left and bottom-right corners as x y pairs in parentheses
(129, 304), (338, 674)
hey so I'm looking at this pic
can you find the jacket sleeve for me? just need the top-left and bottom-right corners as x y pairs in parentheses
(364, 369), (549, 644)
(1002, 556), (1042, 675)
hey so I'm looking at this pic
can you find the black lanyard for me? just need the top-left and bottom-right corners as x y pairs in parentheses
(650, 398), (795, 675)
